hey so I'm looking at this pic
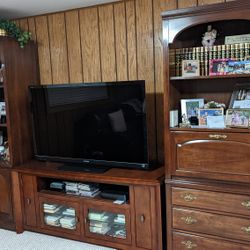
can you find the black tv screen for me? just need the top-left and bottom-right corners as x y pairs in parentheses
(29, 81), (151, 172)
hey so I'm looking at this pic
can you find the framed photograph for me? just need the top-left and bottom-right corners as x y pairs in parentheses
(225, 109), (250, 128)
(181, 99), (204, 120)
(229, 83), (250, 109)
(198, 108), (224, 127)
(182, 60), (200, 77)
(209, 59), (230, 76)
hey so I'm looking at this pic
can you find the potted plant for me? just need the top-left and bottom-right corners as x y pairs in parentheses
(0, 19), (31, 48)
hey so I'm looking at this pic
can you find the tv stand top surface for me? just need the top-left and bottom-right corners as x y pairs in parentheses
(13, 160), (164, 186)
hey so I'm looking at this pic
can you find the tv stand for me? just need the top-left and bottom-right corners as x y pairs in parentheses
(58, 163), (110, 173)
(12, 160), (165, 250)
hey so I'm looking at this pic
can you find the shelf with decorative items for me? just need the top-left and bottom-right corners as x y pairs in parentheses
(163, 1), (250, 249)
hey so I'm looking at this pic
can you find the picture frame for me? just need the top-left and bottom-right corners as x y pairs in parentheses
(180, 98), (204, 120)
(225, 109), (250, 128)
(198, 108), (224, 127)
(182, 60), (200, 77)
(209, 59), (230, 76)
(229, 83), (250, 109)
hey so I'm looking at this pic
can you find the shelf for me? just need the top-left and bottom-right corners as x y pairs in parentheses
(170, 127), (250, 133)
(170, 74), (250, 81)
(39, 190), (130, 207)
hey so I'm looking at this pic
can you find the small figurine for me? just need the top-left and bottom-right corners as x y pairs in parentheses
(179, 114), (191, 128)
(202, 25), (217, 47)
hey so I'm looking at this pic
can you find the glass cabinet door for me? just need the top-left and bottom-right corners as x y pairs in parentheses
(39, 197), (81, 236)
(84, 203), (131, 244)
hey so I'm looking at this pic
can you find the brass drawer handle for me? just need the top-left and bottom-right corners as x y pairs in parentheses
(241, 201), (250, 209)
(26, 198), (31, 205)
(181, 240), (197, 249)
(209, 134), (227, 140)
(181, 216), (197, 225)
(241, 227), (250, 234)
(181, 193), (197, 202)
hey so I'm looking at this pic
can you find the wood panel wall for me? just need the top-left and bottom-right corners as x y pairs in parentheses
(16, 0), (234, 163)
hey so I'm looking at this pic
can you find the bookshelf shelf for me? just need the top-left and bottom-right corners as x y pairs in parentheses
(170, 73), (250, 81)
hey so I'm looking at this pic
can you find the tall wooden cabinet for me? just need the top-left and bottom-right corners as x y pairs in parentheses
(0, 37), (39, 229)
(162, 1), (250, 249)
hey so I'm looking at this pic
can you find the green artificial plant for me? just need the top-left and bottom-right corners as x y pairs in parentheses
(0, 19), (31, 48)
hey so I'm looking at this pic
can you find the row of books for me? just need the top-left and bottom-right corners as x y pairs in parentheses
(43, 204), (77, 229)
(64, 181), (100, 198)
(88, 210), (126, 238)
(172, 43), (250, 76)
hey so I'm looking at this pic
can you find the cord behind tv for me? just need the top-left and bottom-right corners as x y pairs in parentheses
(58, 163), (110, 173)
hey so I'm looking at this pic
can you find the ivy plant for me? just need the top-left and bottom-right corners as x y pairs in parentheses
(0, 19), (31, 48)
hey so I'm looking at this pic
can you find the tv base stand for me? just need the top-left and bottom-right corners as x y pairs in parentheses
(12, 160), (164, 250)
(58, 163), (110, 173)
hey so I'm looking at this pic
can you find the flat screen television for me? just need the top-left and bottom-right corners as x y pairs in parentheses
(29, 81), (152, 172)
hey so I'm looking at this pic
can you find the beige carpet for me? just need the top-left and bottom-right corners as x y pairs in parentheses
(0, 229), (115, 250)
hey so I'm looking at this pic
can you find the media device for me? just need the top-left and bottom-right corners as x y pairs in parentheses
(29, 81), (152, 172)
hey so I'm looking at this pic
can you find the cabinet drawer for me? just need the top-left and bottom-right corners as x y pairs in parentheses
(171, 132), (250, 180)
(173, 208), (250, 242)
(173, 232), (250, 250)
(172, 187), (250, 216)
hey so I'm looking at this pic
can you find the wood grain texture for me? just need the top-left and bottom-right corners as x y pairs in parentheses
(198, 0), (225, 5)
(65, 10), (83, 83)
(35, 16), (52, 84)
(154, 0), (177, 163)
(136, 0), (156, 161)
(178, 0), (198, 8)
(125, 0), (138, 80)
(114, 2), (128, 81)
(79, 7), (101, 82)
(19, 19), (29, 32)
(27, 18), (37, 42)
(48, 13), (69, 84)
(98, 4), (116, 82)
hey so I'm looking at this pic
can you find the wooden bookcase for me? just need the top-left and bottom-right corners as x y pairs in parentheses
(162, 1), (250, 249)
(0, 37), (39, 230)
(12, 161), (165, 250)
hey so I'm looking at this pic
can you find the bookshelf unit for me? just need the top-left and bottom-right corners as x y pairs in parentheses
(12, 161), (164, 250)
(0, 37), (39, 230)
(163, 1), (250, 249)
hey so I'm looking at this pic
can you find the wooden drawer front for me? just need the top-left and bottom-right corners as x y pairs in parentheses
(172, 187), (250, 216)
(173, 208), (250, 242)
(172, 132), (250, 176)
(173, 232), (250, 250)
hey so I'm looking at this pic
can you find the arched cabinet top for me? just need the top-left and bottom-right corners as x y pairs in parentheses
(162, 0), (250, 44)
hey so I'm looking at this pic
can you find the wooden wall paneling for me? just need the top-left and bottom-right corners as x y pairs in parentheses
(27, 18), (37, 42)
(125, 0), (138, 80)
(136, 0), (156, 161)
(65, 10), (83, 83)
(178, 0), (197, 8)
(79, 7), (101, 83)
(153, 0), (177, 163)
(48, 13), (69, 84)
(98, 4), (117, 82)
(198, 0), (225, 5)
(35, 16), (52, 84)
(19, 19), (29, 32)
(114, 2), (128, 81)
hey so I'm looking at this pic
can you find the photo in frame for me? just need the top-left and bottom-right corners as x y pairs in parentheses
(198, 108), (224, 128)
(209, 59), (230, 76)
(182, 60), (200, 77)
(229, 83), (250, 109)
(181, 98), (204, 121)
(225, 109), (250, 128)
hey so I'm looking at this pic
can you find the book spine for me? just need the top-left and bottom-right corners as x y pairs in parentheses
(226, 44), (231, 59)
(175, 49), (181, 76)
(204, 46), (209, 76)
(221, 45), (226, 59)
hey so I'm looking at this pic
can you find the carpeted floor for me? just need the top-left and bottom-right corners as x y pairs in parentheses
(0, 229), (115, 250)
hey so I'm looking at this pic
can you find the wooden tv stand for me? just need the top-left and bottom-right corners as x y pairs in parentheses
(12, 160), (164, 250)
